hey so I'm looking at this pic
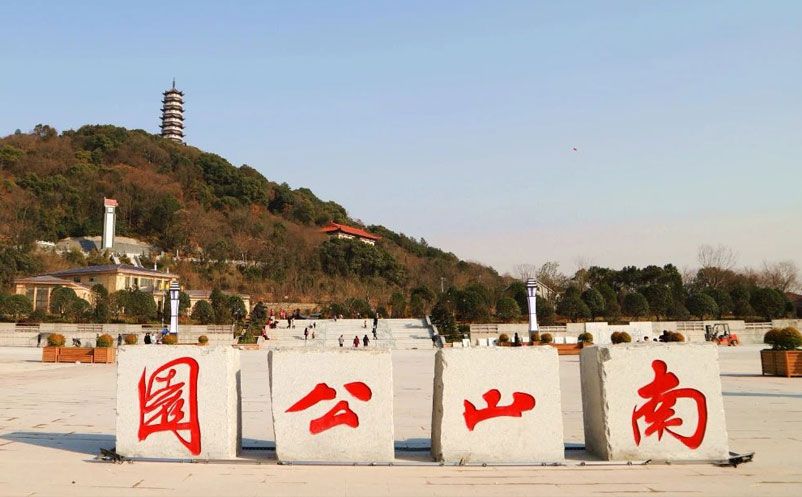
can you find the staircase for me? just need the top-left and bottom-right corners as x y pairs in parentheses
(257, 318), (436, 350)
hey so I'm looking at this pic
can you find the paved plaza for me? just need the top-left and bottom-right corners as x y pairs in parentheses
(0, 345), (800, 496)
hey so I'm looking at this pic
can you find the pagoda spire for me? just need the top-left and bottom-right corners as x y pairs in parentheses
(160, 80), (185, 143)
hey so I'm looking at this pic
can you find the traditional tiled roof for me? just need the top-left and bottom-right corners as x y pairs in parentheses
(320, 222), (381, 241)
(14, 275), (91, 290)
(48, 264), (176, 279)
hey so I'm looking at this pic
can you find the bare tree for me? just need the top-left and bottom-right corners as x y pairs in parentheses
(571, 256), (593, 289)
(697, 244), (738, 270)
(760, 260), (799, 292)
(513, 263), (538, 281)
(536, 261), (568, 292)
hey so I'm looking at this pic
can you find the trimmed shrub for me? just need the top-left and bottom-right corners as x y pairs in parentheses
(665, 331), (685, 342)
(763, 328), (781, 347)
(540, 332), (553, 344)
(531, 332), (541, 343)
(611, 331), (632, 344)
(498, 333), (510, 344)
(47, 333), (65, 347)
(198, 335), (209, 345)
(96, 334), (113, 348)
(162, 334), (178, 345)
(765, 327), (802, 350)
(124, 334), (138, 345)
(577, 332), (594, 344)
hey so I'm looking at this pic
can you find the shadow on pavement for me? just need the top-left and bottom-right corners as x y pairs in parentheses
(1, 431), (114, 455)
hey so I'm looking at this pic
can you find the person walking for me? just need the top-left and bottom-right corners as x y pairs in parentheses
(338, 335), (344, 347)
(144, 332), (152, 344)
(117, 334), (123, 346)
(353, 335), (360, 348)
(513, 332), (521, 346)
(372, 327), (377, 340)
(311, 330), (316, 340)
(304, 327), (309, 341)
(363, 334), (370, 347)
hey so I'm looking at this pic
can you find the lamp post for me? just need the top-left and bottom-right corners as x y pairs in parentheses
(526, 278), (539, 341)
(169, 281), (180, 335)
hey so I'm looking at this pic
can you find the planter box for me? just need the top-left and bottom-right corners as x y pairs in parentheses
(92, 347), (116, 364)
(41, 347), (116, 364)
(761, 349), (802, 377)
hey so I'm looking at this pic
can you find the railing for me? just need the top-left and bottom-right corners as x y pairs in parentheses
(539, 325), (567, 334)
(745, 322), (772, 331)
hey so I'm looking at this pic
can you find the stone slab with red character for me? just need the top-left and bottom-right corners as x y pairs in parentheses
(269, 349), (394, 463)
(116, 346), (242, 460)
(580, 343), (729, 461)
(431, 347), (565, 463)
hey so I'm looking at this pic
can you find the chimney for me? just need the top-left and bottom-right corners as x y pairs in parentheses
(102, 198), (118, 250)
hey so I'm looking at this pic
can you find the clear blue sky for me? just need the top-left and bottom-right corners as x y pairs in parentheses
(2, 0), (801, 275)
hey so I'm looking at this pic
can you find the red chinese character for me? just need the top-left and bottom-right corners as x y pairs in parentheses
(138, 357), (201, 455)
(632, 359), (708, 449)
(286, 382), (372, 434)
(463, 389), (536, 431)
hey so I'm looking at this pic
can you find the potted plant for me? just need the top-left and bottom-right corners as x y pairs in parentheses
(93, 334), (116, 363)
(539, 333), (553, 344)
(497, 333), (510, 346)
(761, 327), (802, 377)
(42, 333), (66, 362)
(198, 335), (209, 346)
(162, 334), (178, 345)
(42, 332), (115, 363)
(123, 334), (138, 345)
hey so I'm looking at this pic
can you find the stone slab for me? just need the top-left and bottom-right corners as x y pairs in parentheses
(116, 345), (241, 460)
(580, 343), (729, 461)
(269, 349), (394, 462)
(431, 347), (565, 463)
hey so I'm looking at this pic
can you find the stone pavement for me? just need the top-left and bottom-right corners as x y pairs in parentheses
(0, 345), (800, 496)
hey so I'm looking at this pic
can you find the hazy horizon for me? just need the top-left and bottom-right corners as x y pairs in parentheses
(2, 1), (800, 275)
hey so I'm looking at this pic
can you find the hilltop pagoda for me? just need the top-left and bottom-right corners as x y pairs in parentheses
(160, 79), (185, 143)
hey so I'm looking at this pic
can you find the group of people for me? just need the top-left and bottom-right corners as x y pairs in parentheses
(302, 323), (318, 341)
(338, 334), (372, 348)
(263, 308), (303, 331)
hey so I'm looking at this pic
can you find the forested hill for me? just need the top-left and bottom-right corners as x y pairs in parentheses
(0, 124), (504, 311)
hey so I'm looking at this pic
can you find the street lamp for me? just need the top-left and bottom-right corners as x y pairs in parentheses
(169, 281), (180, 335)
(526, 278), (539, 341)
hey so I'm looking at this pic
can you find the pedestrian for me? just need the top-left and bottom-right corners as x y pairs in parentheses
(37, 332), (45, 347)
(338, 335), (344, 347)
(304, 327), (309, 341)
(363, 334), (370, 347)
(311, 330), (316, 340)
(117, 334), (123, 346)
(144, 332), (152, 344)
(431, 332), (439, 348)
(363, 320), (367, 329)
(373, 313), (378, 330)
(372, 327), (377, 340)
(353, 335), (359, 348)
(513, 332), (521, 346)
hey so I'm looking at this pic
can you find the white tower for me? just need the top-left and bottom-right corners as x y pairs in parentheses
(160, 79), (185, 143)
(526, 278), (539, 338)
(101, 198), (118, 251)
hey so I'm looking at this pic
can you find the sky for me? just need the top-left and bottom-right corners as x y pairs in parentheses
(2, 0), (801, 276)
